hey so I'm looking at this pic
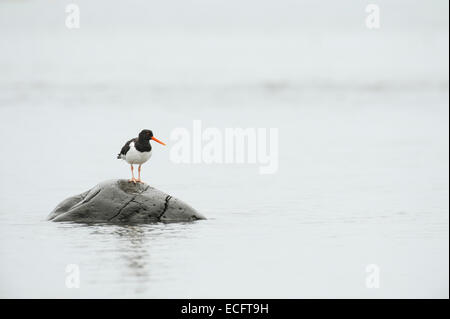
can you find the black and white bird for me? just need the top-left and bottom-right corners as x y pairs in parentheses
(117, 129), (166, 183)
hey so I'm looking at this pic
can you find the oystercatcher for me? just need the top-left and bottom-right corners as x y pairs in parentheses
(117, 129), (166, 183)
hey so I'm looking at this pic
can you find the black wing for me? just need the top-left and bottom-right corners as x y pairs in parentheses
(117, 138), (136, 159)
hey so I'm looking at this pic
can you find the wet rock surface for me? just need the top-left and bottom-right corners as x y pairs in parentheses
(48, 179), (205, 223)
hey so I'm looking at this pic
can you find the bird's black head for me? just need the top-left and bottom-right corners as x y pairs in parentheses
(138, 129), (166, 145)
(139, 129), (153, 141)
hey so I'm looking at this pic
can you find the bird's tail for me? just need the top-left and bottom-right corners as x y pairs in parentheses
(117, 153), (124, 159)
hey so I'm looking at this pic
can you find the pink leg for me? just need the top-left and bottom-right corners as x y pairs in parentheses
(136, 165), (143, 183)
(129, 165), (137, 183)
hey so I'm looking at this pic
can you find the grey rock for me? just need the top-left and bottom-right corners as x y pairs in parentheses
(48, 179), (205, 223)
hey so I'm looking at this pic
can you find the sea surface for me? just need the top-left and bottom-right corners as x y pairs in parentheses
(0, 0), (448, 298)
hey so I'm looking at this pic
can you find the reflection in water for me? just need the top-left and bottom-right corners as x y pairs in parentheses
(113, 225), (150, 294)
(83, 222), (194, 295)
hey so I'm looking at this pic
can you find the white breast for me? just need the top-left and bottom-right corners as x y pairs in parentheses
(125, 142), (152, 165)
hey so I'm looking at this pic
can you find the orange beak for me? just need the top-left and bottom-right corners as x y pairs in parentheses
(151, 136), (166, 146)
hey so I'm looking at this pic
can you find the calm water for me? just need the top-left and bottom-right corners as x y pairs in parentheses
(0, 0), (448, 298)
(0, 89), (448, 298)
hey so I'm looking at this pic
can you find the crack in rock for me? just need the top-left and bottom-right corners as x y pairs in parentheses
(71, 189), (101, 210)
(85, 189), (101, 202)
(108, 185), (149, 221)
(158, 195), (172, 220)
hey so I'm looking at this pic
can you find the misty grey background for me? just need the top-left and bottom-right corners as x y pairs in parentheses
(0, 0), (448, 298)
